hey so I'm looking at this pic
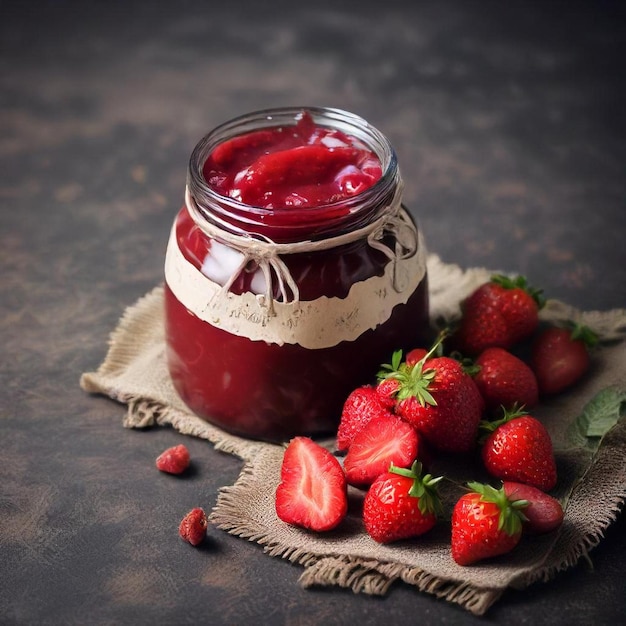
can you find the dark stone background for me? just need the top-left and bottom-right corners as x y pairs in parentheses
(1, 1), (624, 623)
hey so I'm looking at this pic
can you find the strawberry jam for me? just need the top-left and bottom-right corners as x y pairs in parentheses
(165, 107), (430, 442)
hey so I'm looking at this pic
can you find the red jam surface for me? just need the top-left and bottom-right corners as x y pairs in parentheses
(203, 112), (383, 208)
(165, 111), (430, 442)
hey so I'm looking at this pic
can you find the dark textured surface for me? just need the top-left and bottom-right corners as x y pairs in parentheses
(1, 1), (625, 624)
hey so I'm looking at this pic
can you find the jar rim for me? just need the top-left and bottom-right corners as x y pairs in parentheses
(186, 106), (400, 239)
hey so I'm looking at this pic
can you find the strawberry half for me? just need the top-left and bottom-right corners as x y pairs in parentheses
(451, 481), (528, 565)
(275, 437), (348, 532)
(343, 415), (420, 488)
(363, 461), (442, 544)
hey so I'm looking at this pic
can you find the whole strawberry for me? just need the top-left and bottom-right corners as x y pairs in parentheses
(454, 275), (545, 356)
(275, 437), (347, 532)
(375, 377), (401, 410)
(156, 444), (191, 475)
(451, 482), (528, 565)
(179, 507), (208, 546)
(503, 481), (564, 534)
(336, 385), (393, 451)
(379, 346), (485, 453)
(480, 406), (557, 491)
(343, 415), (420, 488)
(363, 461), (442, 544)
(405, 347), (428, 367)
(473, 347), (539, 412)
(531, 322), (598, 395)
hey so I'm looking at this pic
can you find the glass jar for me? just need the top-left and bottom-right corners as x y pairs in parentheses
(164, 106), (430, 442)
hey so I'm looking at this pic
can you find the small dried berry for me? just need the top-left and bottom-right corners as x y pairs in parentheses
(179, 507), (208, 546)
(156, 444), (190, 475)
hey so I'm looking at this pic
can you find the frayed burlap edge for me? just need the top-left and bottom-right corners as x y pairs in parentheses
(208, 447), (508, 615)
(207, 410), (626, 616)
(80, 253), (626, 616)
(80, 287), (266, 461)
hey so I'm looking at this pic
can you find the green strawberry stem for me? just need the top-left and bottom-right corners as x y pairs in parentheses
(491, 273), (546, 310)
(467, 481), (529, 533)
(449, 350), (481, 378)
(377, 348), (404, 380)
(377, 331), (451, 407)
(389, 461), (444, 517)
(565, 321), (600, 349)
(478, 404), (527, 441)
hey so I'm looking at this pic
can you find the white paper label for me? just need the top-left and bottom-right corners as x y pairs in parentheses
(165, 224), (426, 349)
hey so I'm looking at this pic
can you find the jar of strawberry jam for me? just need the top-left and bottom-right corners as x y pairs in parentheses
(164, 106), (429, 441)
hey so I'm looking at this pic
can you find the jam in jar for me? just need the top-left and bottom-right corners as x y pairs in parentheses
(164, 107), (429, 441)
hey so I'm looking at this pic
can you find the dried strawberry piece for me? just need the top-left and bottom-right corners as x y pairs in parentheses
(179, 507), (208, 546)
(155, 444), (190, 475)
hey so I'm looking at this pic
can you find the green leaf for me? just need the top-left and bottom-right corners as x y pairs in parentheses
(466, 481), (526, 536)
(390, 462), (443, 517)
(491, 273), (545, 309)
(566, 386), (626, 449)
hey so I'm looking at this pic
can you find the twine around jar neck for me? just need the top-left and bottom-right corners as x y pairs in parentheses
(184, 182), (418, 315)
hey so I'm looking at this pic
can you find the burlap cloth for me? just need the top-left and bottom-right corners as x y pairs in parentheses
(80, 255), (626, 616)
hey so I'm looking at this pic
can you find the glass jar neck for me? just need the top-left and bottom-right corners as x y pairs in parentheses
(186, 107), (400, 244)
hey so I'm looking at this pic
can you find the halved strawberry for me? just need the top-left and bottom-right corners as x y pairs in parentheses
(343, 416), (419, 488)
(275, 437), (348, 532)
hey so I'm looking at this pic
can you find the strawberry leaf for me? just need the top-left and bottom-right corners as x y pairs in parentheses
(467, 481), (527, 536)
(570, 322), (600, 349)
(566, 386), (626, 448)
(491, 273), (546, 309)
(390, 461), (443, 517)
(377, 349), (405, 380)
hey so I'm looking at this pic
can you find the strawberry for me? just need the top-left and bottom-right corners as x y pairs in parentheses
(451, 482), (527, 565)
(405, 347), (428, 367)
(454, 275), (545, 356)
(503, 481), (564, 534)
(343, 415), (420, 488)
(179, 508), (208, 546)
(336, 385), (393, 451)
(275, 437), (348, 532)
(375, 377), (401, 409)
(379, 346), (484, 453)
(480, 406), (557, 491)
(473, 347), (539, 412)
(531, 323), (598, 395)
(363, 461), (442, 544)
(156, 444), (191, 475)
